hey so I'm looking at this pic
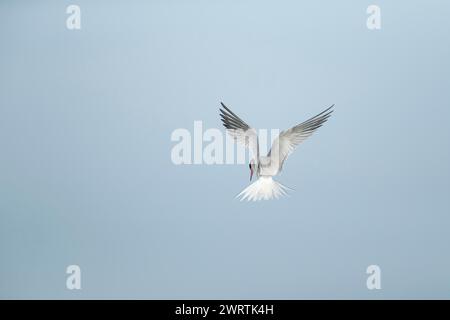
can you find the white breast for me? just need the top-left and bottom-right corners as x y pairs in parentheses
(258, 156), (280, 177)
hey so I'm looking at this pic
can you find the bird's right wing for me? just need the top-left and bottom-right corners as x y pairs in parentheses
(219, 102), (259, 161)
(268, 105), (334, 170)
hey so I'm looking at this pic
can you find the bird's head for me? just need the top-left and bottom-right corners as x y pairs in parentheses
(249, 159), (256, 181)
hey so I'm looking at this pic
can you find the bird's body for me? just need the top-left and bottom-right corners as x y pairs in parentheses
(220, 102), (334, 201)
(257, 156), (279, 176)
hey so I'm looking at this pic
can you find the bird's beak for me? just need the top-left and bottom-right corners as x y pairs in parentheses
(250, 167), (253, 181)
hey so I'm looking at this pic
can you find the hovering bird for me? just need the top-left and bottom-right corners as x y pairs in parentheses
(219, 102), (334, 201)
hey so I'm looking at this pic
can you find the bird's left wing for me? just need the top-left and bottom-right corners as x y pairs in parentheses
(219, 102), (259, 161)
(268, 105), (334, 170)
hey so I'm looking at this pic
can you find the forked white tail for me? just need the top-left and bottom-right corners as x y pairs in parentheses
(236, 176), (291, 201)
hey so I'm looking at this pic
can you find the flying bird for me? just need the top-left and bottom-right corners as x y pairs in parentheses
(219, 102), (334, 201)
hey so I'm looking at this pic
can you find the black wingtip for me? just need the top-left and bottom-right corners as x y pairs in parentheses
(220, 103), (234, 115)
(219, 102), (228, 115)
(317, 104), (335, 118)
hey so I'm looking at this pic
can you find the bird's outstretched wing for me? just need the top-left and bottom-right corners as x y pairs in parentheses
(219, 102), (259, 161)
(268, 105), (334, 170)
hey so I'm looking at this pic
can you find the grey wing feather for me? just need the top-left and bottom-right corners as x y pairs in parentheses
(219, 102), (259, 160)
(269, 104), (334, 170)
(219, 102), (251, 131)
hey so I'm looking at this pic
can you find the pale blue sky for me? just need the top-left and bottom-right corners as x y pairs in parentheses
(1, 0), (450, 298)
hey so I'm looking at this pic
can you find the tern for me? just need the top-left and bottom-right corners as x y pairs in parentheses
(219, 102), (334, 201)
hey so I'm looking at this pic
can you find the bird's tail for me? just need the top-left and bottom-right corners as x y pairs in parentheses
(236, 176), (291, 201)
